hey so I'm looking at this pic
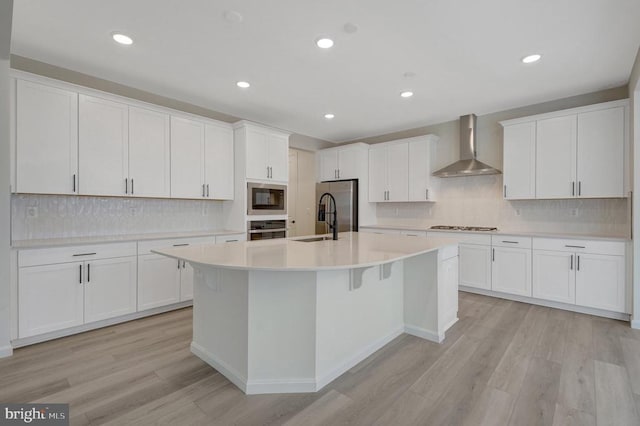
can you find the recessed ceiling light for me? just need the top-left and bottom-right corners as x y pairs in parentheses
(316, 38), (334, 49)
(324, 113), (335, 119)
(112, 33), (133, 45)
(400, 91), (414, 98)
(236, 81), (251, 88)
(522, 54), (542, 64)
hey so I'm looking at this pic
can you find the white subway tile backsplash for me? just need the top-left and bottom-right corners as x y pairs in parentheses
(376, 175), (628, 237)
(12, 194), (225, 240)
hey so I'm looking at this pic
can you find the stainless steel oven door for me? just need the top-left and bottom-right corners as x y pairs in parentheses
(247, 183), (287, 215)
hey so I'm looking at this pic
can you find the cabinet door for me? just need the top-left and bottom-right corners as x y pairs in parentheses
(532, 250), (575, 304)
(84, 257), (137, 323)
(18, 262), (84, 338)
(576, 253), (626, 313)
(386, 143), (409, 201)
(503, 122), (535, 199)
(439, 255), (459, 329)
(170, 116), (205, 198)
(459, 244), (491, 290)
(267, 134), (289, 182)
(180, 262), (195, 301)
(319, 150), (338, 181)
(577, 107), (624, 198)
(408, 139), (432, 201)
(337, 147), (361, 179)
(204, 124), (234, 200)
(16, 80), (78, 195)
(491, 247), (532, 296)
(79, 95), (129, 196)
(368, 146), (387, 202)
(536, 115), (576, 199)
(138, 254), (181, 311)
(128, 107), (170, 198)
(245, 129), (269, 180)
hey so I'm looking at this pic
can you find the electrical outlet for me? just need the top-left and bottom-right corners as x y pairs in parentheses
(27, 206), (38, 218)
(570, 208), (578, 216)
(515, 209), (521, 217)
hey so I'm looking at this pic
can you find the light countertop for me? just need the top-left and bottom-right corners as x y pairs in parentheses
(152, 232), (458, 272)
(360, 225), (630, 242)
(12, 229), (245, 249)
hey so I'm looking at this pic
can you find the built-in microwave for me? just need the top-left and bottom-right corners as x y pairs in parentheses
(247, 183), (287, 215)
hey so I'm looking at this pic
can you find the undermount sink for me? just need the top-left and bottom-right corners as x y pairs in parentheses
(296, 236), (336, 242)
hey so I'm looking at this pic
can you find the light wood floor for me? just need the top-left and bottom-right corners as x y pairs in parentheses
(2, 292), (640, 425)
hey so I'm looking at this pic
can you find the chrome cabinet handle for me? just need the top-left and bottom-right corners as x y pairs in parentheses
(73, 174), (77, 193)
(173, 243), (189, 247)
(570, 255), (573, 270)
(565, 245), (585, 249)
(87, 263), (90, 283)
(578, 181), (582, 196)
(202, 184), (206, 197)
(267, 166), (270, 178)
(577, 255), (580, 271)
(337, 169), (340, 179)
(177, 260), (181, 270)
(426, 189), (429, 200)
(207, 184), (210, 197)
(492, 248), (495, 262)
(502, 241), (519, 244)
(73, 252), (96, 257)
(79, 264), (83, 284)
(125, 178), (128, 194)
(131, 179), (134, 195)
(572, 181), (575, 196)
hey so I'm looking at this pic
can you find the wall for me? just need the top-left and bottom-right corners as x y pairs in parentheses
(629, 46), (640, 326)
(11, 195), (224, 241)
(0, 0), (13, 356)
(288, 149), (317, 237)
(350, 87), (630, 237)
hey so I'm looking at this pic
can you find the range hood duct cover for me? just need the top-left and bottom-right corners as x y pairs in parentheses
(432, 114), (502, 178)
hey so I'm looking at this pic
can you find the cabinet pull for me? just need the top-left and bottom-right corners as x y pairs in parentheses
(426, 189), (429, 200)
(501, 240), (519, 244)
(564, 245), (585, 249)
(503, 185), (507, 198)
(492, 248), (495, 262)
(202, 184), (206, 197)
(73, 252), (96, 257)
(267, 166), (270, 178)
(572, 181), (575, 196)
(79, 264), (83, 284)
(577, 255), (580, 271)
(337, 169), (340, 179)
(131, 179), (134, 195)
(177, 260), (181, 269)
(87, 263), (91, 282)
(270, 167), (273, 178)
(570, 255), (573, 270)
(73, 174), (77, 193)
(173, 243), (189, 247)
(207, 184), (210, 197)
(226, 239), (238, 242)
(125, 178), (128, 194)
(578, 181), (582, 196)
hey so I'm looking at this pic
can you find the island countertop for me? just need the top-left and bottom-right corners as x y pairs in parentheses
(152, 231), (458, 272)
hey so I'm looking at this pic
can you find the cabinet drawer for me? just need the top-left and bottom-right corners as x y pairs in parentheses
(138, 236), (215, 255)
(215, 234), (247, 243)
(19, 242), (136, 267)
(532, 238), (625, 256)
(492, 235), (532, 249)
(427, 232), (491, 246)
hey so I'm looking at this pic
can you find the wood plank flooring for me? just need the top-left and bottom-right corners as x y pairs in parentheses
(2, 292), (640, 425)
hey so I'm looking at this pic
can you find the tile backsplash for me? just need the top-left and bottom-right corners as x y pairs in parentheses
(11, 194), (226, 240)
(376, 175), (629, 237)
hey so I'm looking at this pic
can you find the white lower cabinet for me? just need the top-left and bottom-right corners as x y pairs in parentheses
(137, 254), (181, 310)
(18, 262), (85, 338)
(459, 244), (491, 290)
(84, 256), (137, 323)
(575, 253), (625, 313)
(179, 262), (195, 301)
(532, 250), (575, 304)
(491, 246), (532, 296)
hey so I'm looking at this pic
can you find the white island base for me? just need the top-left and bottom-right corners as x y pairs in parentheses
(189, 246), (458, 395)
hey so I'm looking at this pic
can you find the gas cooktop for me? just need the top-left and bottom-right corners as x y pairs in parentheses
(430, 225), (498, 232)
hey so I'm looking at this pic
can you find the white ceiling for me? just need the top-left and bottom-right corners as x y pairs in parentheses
(11, 0), (640, 142)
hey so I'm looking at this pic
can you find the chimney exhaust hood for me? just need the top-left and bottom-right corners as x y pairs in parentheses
(432, 114), (501, 178)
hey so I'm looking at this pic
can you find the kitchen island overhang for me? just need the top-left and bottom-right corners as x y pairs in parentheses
(153, 232), (459, 395)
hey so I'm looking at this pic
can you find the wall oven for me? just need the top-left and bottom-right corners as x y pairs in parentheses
(247, 183), (287, 215)
(247, 220), (287, 241)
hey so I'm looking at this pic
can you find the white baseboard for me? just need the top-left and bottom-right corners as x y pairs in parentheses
(404, 325), (443, 343)
(0, 345), (13, 358)
(460, 286), (630, 322)
(190, 342), (250, 393)
(315, 327), (404, 391)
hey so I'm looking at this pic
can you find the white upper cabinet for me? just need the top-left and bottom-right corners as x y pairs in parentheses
(408, 137), (435, 201)
(576, 107), (625, 198)
(368, 145), (388, 202)
(171, 116), (205, 199)
(128, 106), (171, 198)
(237, 122), (290, 182)
(16, 79), (78, 195)
(319, 149), (339, 181)
(318, 145), (364, 181)
(385, 143), (409, 201)
(535, 115), (577, 199)
(205, 124), (234, 200)
(501, 100), (628, 200)
(79, 95), (129, 196)
(502, 121), (535, 199)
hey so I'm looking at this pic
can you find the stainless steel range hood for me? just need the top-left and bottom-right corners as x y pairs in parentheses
(432, 114), (501, 178)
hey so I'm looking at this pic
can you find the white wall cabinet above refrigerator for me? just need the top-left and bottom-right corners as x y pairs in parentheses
(368, 135), (438, 203)
(317, 144), (367, 181)
(500, 99), (628, 200)
(235, 121), (290, 183)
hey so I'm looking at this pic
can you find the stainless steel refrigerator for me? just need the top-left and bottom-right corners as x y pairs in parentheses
(315, 179), (358, 235)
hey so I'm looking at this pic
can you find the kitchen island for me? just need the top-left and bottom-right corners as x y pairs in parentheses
(153, 232), (459, 394)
